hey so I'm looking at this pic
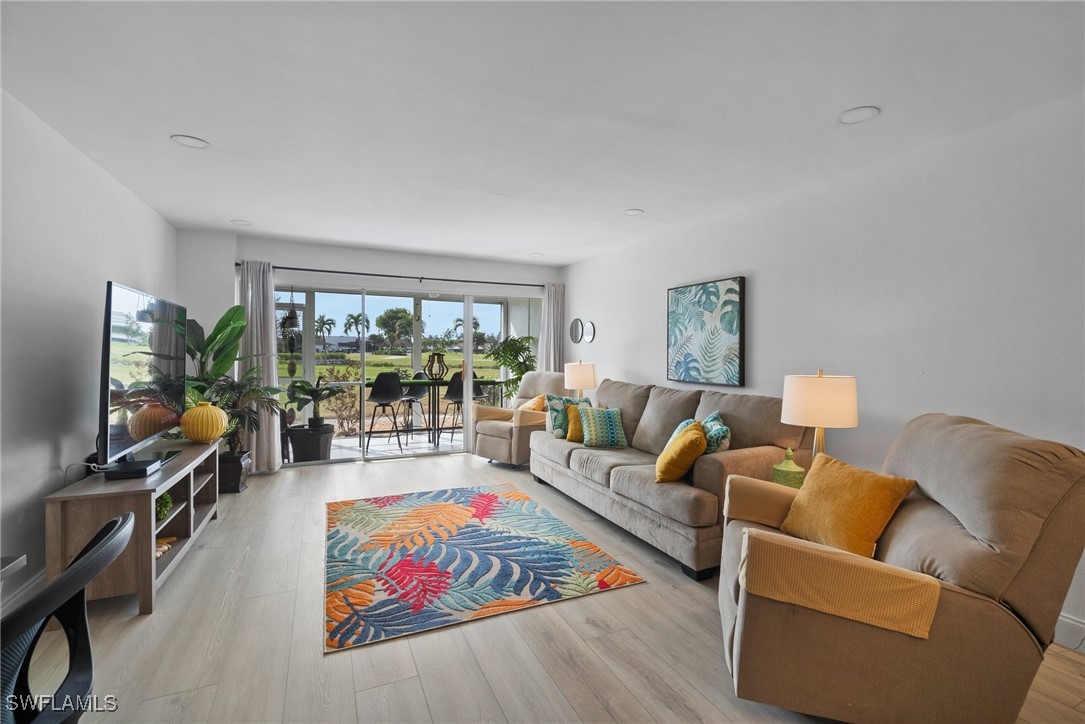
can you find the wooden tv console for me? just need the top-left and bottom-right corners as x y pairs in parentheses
(45, 442), (218, 614)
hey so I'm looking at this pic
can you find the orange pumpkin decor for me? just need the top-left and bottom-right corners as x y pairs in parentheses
(180, 401), (228, 443)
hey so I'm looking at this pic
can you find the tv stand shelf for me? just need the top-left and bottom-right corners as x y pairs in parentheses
(45, 442), (218, 615)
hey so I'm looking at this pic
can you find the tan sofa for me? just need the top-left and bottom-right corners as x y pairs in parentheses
(472, 371), (568, 466)
(529, 378), (813, 579)
(720, 413), (1085, 723)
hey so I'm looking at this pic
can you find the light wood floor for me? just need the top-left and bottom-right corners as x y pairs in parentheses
(27, 454), (1085, 723)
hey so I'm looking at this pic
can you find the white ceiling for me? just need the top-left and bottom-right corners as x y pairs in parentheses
(3, 2), (1082, 266)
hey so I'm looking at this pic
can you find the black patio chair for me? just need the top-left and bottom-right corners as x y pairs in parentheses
(365, 372), (404, 454)
(399, 372), (430, 441)
(1, 513), (134, 724)
(439, 372), (486, 444)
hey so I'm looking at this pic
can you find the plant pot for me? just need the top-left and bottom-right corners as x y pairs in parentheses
(307, 416), (325, 429)
(219, 451), (252, 494)
(287, 424), (334, 462)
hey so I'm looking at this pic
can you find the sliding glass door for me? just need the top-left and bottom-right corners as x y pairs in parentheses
(276, 282), (542, 466)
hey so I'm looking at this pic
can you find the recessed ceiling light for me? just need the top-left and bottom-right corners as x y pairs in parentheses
(623, 208), (645, 216)
(229, 219), (253, 226)
(170, 134), (211, 149)
(529, 252), (545, 257)
(836, 106), (881, 125)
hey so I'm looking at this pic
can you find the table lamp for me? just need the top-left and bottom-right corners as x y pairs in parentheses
(564, 361), (597, 399)
(781, 370), (858, 459)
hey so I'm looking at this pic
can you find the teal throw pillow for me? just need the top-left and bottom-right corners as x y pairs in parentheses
(701, 410), (732, 454)
(579, 407), (628, 449)
(668, 418), (696, 445)
(548, 394), (591, 439)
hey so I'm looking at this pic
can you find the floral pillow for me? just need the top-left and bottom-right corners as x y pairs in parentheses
(668, 411), (731, 454)
(546, 394), (592, 438)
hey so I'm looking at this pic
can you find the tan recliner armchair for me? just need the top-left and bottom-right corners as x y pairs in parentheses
(473, 371), (568, 465)
(720, 413), (1085, 723)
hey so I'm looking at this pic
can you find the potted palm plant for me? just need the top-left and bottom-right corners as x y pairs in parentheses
(284, 378), (347, 462)
(204, 367), (281, 492)
(180, 305), (280, 492)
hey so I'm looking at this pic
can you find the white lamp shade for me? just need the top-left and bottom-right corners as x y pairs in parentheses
(781, 374), (858, 428)
(564, 362), (597, 392)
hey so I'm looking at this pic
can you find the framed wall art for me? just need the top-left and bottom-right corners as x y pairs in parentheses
(666, 276), (745, 386)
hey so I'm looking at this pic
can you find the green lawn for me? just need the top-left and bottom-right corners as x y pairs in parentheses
(277, 352), (502, 383)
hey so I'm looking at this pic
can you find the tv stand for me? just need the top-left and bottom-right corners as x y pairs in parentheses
(45, 442), (218, 614)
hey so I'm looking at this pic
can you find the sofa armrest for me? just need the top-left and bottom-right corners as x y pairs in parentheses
(473, 405), (514, 424)
(740, 527), (941, 639)
(692, 446), (789, 523)
(723, 475), (798, 529)
(511, 409), (547, 427)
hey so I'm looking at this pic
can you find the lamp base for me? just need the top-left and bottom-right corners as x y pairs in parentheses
(812, 427), (825, 460)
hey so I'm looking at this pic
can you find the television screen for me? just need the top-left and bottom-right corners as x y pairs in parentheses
(98, 282), (188, 465)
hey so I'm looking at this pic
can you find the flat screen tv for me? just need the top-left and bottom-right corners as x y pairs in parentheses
(98, 282), (187, 473)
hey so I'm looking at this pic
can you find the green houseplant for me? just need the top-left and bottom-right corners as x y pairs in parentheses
(286, 378), (346, 428)
(181, 305), (281, 492)
(486, 335), (537, 400)
(284, 378), (347, 462)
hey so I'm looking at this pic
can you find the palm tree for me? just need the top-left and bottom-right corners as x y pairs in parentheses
(343, 313), (369, 355)
(314, 315), (336, 352)
(452, 316), (481, 335)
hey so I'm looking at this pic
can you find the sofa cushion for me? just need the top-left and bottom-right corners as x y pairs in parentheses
(695, 391), (805, 451)
(516, 371), (568, 404)
(570, 447), (657, 486)
(632, 386), (703, 454)
(518, 394), (547, 412)
(595, 379), (653, 444)
(529, 430), (582, 466)
(579, 407), (629, 449)
(476, 419), (514, 440)
(656, 421), (707, 482)
(612, 465), (719, 527)
(781, 454), (916, 558)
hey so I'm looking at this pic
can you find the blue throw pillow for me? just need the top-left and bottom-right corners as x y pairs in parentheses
(701, 410), (732, 454)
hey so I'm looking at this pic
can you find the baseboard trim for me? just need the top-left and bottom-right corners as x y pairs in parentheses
(1054, 612), (1085, 652)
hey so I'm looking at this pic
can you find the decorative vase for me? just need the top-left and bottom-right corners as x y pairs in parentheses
(773, 447), (807, 489)
(424, 352), (449, 379)
(128, 402), (180, 441)
(180, 401), (229, 443)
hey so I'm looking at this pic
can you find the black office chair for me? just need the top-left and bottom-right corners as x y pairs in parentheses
(1, 513), (134, 724)
(399, 372), (430, 441)
(365, 372), (404, 454)
(439, 372), (487, 444)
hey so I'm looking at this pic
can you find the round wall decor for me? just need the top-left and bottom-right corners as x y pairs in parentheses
(570, 318), (584, 343)
(583, 321), (596, 343)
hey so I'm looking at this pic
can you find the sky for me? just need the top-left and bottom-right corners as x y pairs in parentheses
(284, 290), (504, 339)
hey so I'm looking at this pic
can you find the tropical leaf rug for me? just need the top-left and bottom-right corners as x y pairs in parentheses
(324, 483), (643, 651)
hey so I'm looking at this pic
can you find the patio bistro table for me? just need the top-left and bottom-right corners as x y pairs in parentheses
(358, 377), (503, 450)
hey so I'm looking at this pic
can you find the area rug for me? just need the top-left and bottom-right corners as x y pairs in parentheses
(324, 483), (643, 651)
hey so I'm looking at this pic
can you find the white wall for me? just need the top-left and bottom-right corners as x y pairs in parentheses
(1, 92), (177, 598)
(564, 94), (1085, 648)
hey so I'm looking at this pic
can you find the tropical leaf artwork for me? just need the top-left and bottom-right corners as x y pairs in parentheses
(324, 484), (644, 651)
(667, 276), (745, 386)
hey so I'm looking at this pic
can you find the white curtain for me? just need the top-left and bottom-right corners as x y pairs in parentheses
(238, 260), (282, 474)
(538, 282), (565, 372)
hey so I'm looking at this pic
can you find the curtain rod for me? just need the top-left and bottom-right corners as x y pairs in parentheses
(234, 262), (546, 289)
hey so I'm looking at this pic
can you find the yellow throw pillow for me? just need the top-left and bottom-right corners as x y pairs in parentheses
(656, 422), (707, 482)
(519, 394), (546, 412)
(780, 454), (917, 558)
(564, 404), (586, 443)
